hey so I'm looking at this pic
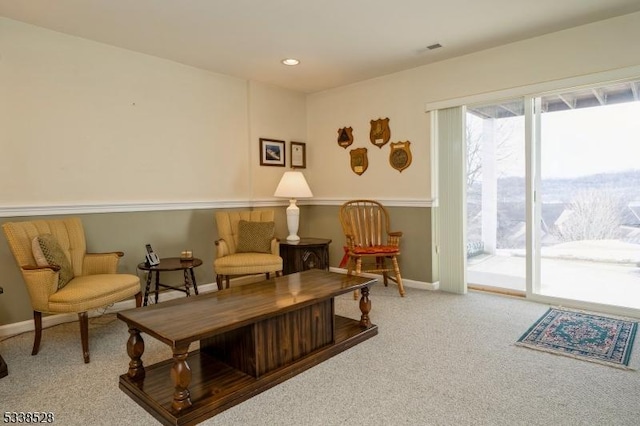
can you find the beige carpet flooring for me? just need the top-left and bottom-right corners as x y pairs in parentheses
(1, 284), (639, 425)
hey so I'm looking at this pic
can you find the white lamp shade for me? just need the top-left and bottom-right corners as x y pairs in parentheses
(274, 171), (313, 241)
(274, 171), (313, 198)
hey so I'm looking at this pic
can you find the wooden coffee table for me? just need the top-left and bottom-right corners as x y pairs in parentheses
(118, 269), (377, 426)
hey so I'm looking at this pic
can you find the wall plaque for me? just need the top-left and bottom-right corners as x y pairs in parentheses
(337, 127), (354, 148)
(349, 148), (368, 175)
(389, 141), (412, 172)
(369, 118), (390, 148)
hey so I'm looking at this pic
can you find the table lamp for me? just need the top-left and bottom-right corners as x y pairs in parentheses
(274, 171), (313, 241)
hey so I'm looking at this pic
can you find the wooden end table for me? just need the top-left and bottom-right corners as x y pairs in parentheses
(279, 237), (331, 275)
(138, 257), (203, 306)
(0, 286), (7, 378)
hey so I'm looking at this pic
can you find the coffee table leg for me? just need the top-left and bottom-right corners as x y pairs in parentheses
(171, 345), (192, 412)
(126, 327), (145, 379)
(359, 286), (372, 328)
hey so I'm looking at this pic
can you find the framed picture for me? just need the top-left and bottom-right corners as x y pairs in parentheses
(259, 138), (285, 167)
(290, 141), (306, 169)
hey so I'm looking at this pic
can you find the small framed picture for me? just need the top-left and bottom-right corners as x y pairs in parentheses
(259, 138), (285, 167)
(290, 141), (306, 169)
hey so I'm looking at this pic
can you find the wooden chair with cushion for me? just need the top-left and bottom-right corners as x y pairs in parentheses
(339, 199), (405, 297)
(2, 218), (142, 363)
(214, 210), (283, 290)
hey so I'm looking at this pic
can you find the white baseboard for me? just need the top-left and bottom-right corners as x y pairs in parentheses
(0, 271), (438, 339)
(328, 267), (439, 291)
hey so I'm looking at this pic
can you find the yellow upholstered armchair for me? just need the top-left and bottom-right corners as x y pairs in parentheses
(214, 210), (283, 290)
(339, 200), (405, 297)
(2, 218), (142, 363)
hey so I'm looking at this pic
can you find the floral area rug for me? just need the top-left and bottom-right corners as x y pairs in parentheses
(516, 307), (638, 369)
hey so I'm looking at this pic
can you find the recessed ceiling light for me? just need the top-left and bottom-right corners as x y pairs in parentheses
(281, 58), (300, 66)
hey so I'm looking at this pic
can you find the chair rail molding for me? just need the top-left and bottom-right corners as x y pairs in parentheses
(0, 200), (255, 217)
(1, 198), (436, 217)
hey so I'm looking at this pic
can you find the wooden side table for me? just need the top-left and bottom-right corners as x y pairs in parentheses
(0, 286), (7, 378)
(137, 257), (203, 306)
(279, 238), (331, 275)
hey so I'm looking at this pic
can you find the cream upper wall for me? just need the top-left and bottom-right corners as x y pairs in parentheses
(3, 11), (640, 207)
(248, 81), (307, 200)
(306, 12), (640, 202)
(0, 18), (306, 207)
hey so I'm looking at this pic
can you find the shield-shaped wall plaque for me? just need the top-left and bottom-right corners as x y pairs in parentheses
(389, 141), (412, 172)
(369, 118), (390, 148)
(337, 127), (354, 148)
(349, 148), (368, 175)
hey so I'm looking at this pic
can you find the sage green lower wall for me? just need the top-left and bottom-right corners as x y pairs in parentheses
(0, 205), (434, 325)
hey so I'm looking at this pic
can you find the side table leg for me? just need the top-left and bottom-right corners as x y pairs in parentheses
(143, 270), (152, 306)
(359, 286), (372, 328)
(190, 268), (199, 295)
(183, 269), (192, 297)
(126, 327), (145, 379)
(155, 271), (160, 304)
(170, 345), (192, 412)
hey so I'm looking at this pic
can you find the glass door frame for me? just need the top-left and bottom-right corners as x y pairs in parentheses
(523, 92), (640, 319)
(524, 96), (540, 298)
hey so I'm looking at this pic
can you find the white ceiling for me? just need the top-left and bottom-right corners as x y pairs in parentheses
(2, 0), (640, 93)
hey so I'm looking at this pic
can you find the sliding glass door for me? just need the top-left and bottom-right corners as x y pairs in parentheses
(464, 79), (640, 312)
(465, 100), (526, 293)
(534, 81), (640, 310)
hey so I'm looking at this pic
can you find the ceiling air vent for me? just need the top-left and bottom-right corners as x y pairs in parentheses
(426, 43), (442, 50)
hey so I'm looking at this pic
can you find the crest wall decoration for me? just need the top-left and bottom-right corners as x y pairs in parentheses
(389, 141), (412, 172)
(337, 127), (354, 148)
(369, 118), (390, 148)
(337, 117), (412, 175)
(349, 148), (368, 175)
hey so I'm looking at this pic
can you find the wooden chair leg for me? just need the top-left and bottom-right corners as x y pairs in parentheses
(266, 272), (270, 280)
(346, 257), (354, 276)
(216, 275), (223, 291)
(135, 292), (142, 308)
(347, 256), (358, 300)
(225, 276), (230, 289)
(391, 256), (405, 297)
(32, 311), (42, 356)
(378, 257), (389, 286)
(79, 312), (90, 363)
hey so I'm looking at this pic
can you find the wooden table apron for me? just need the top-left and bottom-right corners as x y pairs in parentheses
(117, 269), (378, 426)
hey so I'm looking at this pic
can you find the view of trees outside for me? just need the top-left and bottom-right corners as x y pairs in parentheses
(466, 88), (640, 307)
(466, 112), (524, 253)
(467, 99), (640, 255)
